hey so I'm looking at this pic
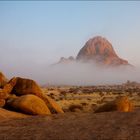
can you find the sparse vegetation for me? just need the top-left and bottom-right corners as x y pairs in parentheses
(45, 81), (140, 113)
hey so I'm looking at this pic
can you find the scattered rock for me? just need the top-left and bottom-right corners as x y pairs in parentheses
(115, 96), (133, 112)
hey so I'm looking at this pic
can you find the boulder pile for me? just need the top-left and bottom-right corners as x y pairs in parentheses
(0, 72), (64, 115)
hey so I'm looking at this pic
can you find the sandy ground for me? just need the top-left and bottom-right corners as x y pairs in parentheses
(0, 109), (140, 140)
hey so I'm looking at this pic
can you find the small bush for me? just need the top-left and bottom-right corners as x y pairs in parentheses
(81, 102), (88, 106)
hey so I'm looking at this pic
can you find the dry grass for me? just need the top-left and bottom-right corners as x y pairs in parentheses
(42, 86), (140, 113)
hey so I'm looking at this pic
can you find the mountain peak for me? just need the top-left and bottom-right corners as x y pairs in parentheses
(76, 36), (130, 66)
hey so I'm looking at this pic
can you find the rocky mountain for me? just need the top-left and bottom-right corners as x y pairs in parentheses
(76, 36), (130, 66)
(58, 56), (75, 64)
(57, 36), (131, 67)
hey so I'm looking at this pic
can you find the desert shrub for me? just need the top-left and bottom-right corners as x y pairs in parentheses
(59, 96), (64, 100)
(48, 93), (55, 99)
(60, 91), (67, 96)
(81, 102), (88, 106)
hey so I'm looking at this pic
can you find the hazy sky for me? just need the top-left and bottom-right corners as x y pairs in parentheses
(0, 1), (140, 83)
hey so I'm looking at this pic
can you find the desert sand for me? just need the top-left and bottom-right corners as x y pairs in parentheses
(0, 109), (140, 140)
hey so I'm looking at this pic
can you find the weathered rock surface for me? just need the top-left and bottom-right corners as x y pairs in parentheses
(0, 99), (5, 107)
(7, 94), (51, 115)
(0, 72), (8, 88)
(3, 77), (17, 95)
(42, 95), (64, 113)
(0, 77), (17, 100)
(12, 77), (43, 97)
(95, 96), (133, 113)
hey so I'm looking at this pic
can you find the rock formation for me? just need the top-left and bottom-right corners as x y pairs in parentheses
(0, 75), (64, 115)
(95, 96), (133, 113)
(11, 77), (64, 114)
(76, 36), (130, 66)
(57, 36), (131, 67)
(57, 56), (75, 64)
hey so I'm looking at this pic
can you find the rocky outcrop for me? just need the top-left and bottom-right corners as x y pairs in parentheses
(0, 74), (64, 116)
(95, 96), (133, 113)
(11, 77), (64, 114)
(76, 36), (130, 66)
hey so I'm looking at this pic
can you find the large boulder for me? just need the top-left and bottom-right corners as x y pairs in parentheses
(0, 72), (8, 88)
(95, 96), (133, 113)
(12, 77), (43, 97)
(42, 95), (64, 113)
(12, 77), (64, 114)
(7, 94), (51, 115)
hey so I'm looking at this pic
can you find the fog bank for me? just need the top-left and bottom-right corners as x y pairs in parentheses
(0, 47), (140, 86)
(43, 62), (140, 86)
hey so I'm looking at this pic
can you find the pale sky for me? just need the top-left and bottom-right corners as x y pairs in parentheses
(0, 1), (140, 83)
